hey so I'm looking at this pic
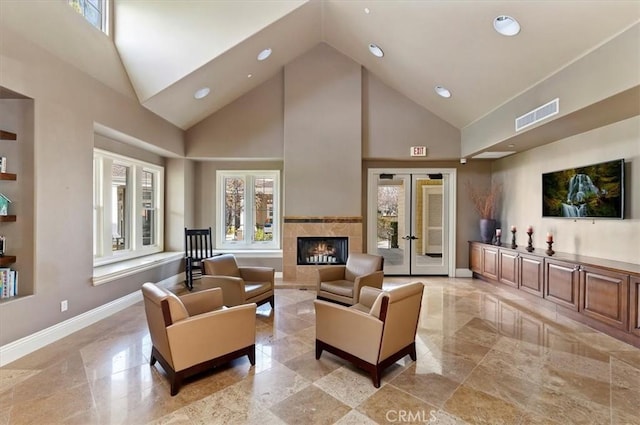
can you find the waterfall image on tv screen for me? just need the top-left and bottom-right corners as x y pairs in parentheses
(542, 159), (624, 219)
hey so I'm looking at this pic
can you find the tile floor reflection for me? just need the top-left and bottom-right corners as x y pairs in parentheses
(1, 277), (639, 424)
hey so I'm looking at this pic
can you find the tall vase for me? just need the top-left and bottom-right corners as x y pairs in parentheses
(479, 219), (496, 244)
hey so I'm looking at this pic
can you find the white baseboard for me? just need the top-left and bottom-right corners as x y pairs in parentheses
(455, 268), (473, 278)
(0, 273), (183, 367)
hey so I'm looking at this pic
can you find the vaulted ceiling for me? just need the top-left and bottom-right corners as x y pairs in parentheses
(2, 1), (639, 134)
(112, 0), (640, 130)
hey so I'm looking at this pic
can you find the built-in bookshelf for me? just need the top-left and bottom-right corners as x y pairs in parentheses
(1, 129), (18, 299)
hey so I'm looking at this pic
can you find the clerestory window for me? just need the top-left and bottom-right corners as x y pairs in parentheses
(67, 0), (108, 33)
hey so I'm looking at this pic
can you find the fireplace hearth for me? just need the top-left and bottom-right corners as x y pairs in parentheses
(297, 237), (348, 265)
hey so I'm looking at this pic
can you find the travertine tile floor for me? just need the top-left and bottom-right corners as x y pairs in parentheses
(1, 277), (639, 424)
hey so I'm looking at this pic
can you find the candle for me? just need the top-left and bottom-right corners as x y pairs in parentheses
(527, 225), (533, 233)
(496, 228), (502, 236)
(511, 225), (516, 232)
(546, 232), (553, 243)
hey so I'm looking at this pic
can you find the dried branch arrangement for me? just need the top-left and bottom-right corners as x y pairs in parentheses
(465, 180), (502, 219)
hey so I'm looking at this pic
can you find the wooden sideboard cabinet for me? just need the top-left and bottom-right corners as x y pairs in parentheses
(628, 277), (640, 336)
(579, 266), (629, 331)
(481, 245), (499, 281)
(519, 253), (544, 297)
(544, 258), (580, 311)
(470, 242), (482, 274)
(498, 249), (519, 288)
(468, 241), (640, 348)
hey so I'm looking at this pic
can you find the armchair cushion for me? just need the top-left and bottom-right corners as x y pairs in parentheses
(319, 280), (354, 298)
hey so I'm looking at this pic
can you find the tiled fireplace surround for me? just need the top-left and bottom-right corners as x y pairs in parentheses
(283, 216), (362, 284)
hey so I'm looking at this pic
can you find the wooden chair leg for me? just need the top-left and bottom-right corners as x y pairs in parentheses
(150, 354), (157, 366)
(315, 341), (324, 359)
(409, 342), (417, 361)
(248, 346), (256, 366)
(371, 366), (382, 388)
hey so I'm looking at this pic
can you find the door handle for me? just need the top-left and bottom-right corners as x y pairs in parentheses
(410, 235), (418, 240)
(402, 235), (419, 240)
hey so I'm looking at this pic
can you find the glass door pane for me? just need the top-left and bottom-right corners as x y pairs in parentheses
(412, 174), (448, 275)
(374, 174), (410, 274)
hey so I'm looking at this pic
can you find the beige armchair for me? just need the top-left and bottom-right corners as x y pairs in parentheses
(202, 254), (275, 308)
(141, 282), (256, 395)
(316, 253), (384, 305)
(314, 282), (424, 387)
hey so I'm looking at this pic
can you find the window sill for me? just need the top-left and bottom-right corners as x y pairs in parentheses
(92, 252), (183, 286)
(212, 249), (282, 258)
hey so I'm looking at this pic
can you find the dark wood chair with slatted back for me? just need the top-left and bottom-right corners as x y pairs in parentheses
(184, 227), (214, 290)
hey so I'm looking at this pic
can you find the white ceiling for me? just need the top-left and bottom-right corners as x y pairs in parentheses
(112, 0), (640, 131)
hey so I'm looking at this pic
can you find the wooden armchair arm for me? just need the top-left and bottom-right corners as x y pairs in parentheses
(179, 287), (224, 316)
(200, 275), (247, 306)
(314, 300), (383, 364)
(166, 303), (257, 371)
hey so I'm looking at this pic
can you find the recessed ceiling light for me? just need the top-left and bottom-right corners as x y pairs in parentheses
(508, 144), (515, 148)
(193, 87), (210, 100)
(364, 7), (370, 14)
(493, 15), (520, 36)
(368, 43), (384, 58)
(434, 86), (451, 98)
(247, 73), (253, 78)
(257, 48), (272, 61)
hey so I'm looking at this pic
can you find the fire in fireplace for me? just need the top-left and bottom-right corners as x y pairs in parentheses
(297, 237), (348, 265)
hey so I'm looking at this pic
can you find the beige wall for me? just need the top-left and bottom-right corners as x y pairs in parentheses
(283, 43), (362, 217)
(364, 70), (460, 160)
(186, 73), (284, 159)
(462, 23), (640, 157)
(194, 160), (284, 232)
(492, 116), (639, 264)
(0, 26), (184, 345)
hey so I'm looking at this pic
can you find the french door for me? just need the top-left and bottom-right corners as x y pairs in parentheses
(367, 169), (456, 276)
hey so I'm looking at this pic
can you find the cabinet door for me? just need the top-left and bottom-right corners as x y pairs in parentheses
(481, 246), (499, 281)
(545, 259), (580, 311)
(630, 277), (640, 336)
(519, 253), (543, 297)
(469, 242), (482, 273)
(580, 266), (629, 330)
(498, 249), (519, 288)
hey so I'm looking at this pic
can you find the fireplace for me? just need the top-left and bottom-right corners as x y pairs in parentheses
(297, 237), (348, 265)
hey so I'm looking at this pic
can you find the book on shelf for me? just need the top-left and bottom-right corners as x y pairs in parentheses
(0, 267), (17, 298)
(0, 157), (6, 173)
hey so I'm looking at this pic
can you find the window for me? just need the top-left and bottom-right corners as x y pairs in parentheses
(217, 171), (280, 250)
(94, 149), (164, 265)
(68, 0), (108, 33)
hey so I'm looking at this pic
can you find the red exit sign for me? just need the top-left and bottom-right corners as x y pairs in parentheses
(410, 146), (427, 157)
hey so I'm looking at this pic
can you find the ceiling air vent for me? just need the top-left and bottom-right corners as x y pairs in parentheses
(515, 98), (559, 132)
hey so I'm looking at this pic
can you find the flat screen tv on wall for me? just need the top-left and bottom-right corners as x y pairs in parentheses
(542, 159), (624, 219)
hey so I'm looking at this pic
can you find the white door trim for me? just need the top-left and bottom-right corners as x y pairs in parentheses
(367, 168), (457, 277)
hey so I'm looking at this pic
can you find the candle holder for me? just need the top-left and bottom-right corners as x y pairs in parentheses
(510, 230), (517, 249)
(494, 236), (501, 246)
(526, 230), (534, 252)
(546, 241), (555, 256)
